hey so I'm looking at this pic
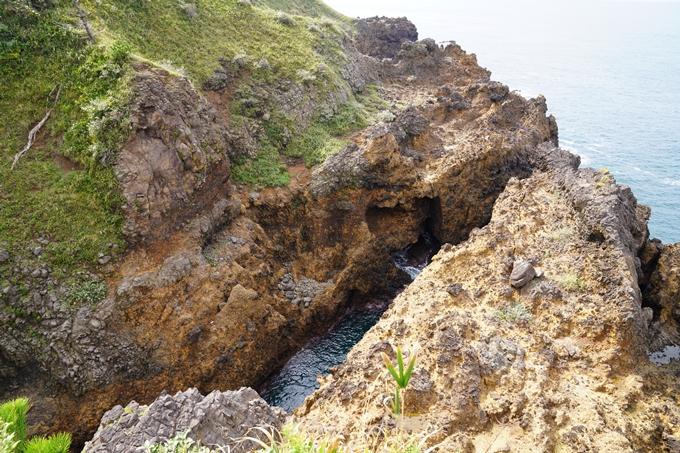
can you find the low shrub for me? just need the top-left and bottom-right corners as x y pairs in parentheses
(276, 12), (295, 26)
(69, 280), (107, 306)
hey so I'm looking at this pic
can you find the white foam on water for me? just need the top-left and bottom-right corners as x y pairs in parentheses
(649, 345), (680, 365)
(662, 179), (680, 187)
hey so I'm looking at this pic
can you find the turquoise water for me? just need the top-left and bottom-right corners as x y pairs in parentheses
(259, 303), (388, 412)
(327, 0), (680, 243)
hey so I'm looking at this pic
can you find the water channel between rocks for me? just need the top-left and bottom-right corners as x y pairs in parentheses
(259, 231), (440, 412)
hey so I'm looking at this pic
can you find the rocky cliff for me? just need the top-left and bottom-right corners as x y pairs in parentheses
(2, 5), (680, 453)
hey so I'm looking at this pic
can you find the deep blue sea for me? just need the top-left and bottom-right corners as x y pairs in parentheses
(327, 0), (680, 243)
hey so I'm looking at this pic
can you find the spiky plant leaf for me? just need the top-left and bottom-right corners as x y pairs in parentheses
(397, 348), (405, 387)
(381, 352), (401, 385)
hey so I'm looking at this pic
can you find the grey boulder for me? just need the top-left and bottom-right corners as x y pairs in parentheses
(509, 260), (536, 288)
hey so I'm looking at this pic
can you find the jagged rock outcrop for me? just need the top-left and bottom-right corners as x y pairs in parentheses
(84, 387), (285, 453)
(295, 148), (680, 452)
(355, 16), (418, 60)
(2, 34), (564, 447)
(119, 65), (234, 246)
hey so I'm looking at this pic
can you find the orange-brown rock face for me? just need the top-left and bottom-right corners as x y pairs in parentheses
(294, 157), (680, 452)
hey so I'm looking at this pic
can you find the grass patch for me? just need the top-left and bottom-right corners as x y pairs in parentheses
(250, 424), (428, 453)
(496, 302), (533, 324)
(0, 397), (71, 453)
(230, 141), (290, 189)
(283, 101), (366, 167)
(285, 125), (348, 167)
(557, 273), (585, 292)
(68, 280), (107, 307)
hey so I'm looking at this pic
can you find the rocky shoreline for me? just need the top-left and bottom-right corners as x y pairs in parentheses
(2, 13), (679, 453)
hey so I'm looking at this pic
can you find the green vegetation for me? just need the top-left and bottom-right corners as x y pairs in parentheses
(249, 424), (432, 453)
(68, 280), (107, 306)
(557, 273), (585, 292)
(0, 398), (71, 453)
(381, 344), (419, 418)
(284, 110), (358, 168)
(231, 141), (291, 189)
(80, 0), (351, 84)
(496, 301), (533, 324)
(0, 2), (128, 280)
(0, 0), (383, 278)
(139, 431), (211, 453)
(254, 0), (347, 21)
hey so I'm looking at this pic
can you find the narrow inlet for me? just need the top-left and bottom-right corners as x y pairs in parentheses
(259, 230), (440, 412)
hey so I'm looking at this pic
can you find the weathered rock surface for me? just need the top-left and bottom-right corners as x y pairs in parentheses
(83, 387), (285, 453)
(118, 65), (233, 246)
(355, 16), (418, 60)
(295, 153), (680, 452)
(644, 243), (680, 351)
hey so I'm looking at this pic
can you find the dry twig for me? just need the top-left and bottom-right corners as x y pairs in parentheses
(73, 0), (95, 44)
(11, 85), (62, 171)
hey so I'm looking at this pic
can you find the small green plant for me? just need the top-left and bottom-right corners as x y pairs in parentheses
(138, 430), (212, 453)
(381, 344), (419, 420)
(0, 398), (71, 453)
(248, 425), (344, 453)
(496, 302), (532, 323)
(558, 273), (585, 292)
(69, 280), (107, 306)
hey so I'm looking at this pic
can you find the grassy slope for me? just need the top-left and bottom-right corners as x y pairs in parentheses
(85, 0), (352, 84)
(0, 0), (381, 282)
(0, 3), (128, 283)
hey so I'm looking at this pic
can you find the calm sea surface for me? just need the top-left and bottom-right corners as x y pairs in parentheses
(327, 0), (680, 243)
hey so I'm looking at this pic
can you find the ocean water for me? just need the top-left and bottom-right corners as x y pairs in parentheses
(326, 0), (680, 243)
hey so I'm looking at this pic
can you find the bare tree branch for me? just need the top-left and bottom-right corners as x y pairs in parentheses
(11, 85), (62, 171)
(73, 0), (95, 44)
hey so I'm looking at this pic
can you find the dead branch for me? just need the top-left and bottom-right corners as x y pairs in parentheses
(73, 0), (95, 44)
(11, 85), (62, 171)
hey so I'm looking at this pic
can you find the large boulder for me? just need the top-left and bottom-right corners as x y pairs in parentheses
(83, 387), (286, 453)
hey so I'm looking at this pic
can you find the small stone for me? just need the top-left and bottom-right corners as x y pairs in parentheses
(445, 283), (463, 296)
(292, 298), (301, 305)
(32, 247), (43, 256)
(262, 113), (271, 121)
(509, 260), (536, 288)
(248, 192), (260, 203)
(534, 267), (544, 278)
(98, 256), (112, 265)
(304, 301), (310, 308)
(31, 269), (42, 278)
(218, 302), (226, 311)
(0, 249), (9, 262)
(284, 291), (295, 300)
(303, 297), (312, 303)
